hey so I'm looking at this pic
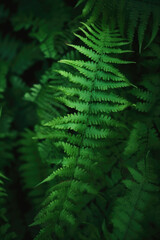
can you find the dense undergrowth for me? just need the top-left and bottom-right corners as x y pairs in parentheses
(0, 0), (160, 239)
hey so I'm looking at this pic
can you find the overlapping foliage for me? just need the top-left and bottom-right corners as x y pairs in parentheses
(0, 0), (159, 240)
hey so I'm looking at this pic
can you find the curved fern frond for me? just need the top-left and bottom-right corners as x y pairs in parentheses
(32, 23), (134, 239)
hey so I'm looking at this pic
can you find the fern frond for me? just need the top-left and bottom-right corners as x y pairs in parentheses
(131, 51), (160, 114)
(24, 68), (67, 123)
(124, 122), (160, 160)
(144, 8), (160, 49)
(78, 0), (160, 52)
(18, 129), (50, 207)
(111, 159), (159, 240)
(12, 0), (72, 59)
(125, 0), (160, 51)
(33, 23), (134, 239)
(78, 0), (117, 25)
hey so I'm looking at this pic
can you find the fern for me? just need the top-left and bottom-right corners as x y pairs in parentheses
(110, 159), (159, 240)
(18, 129), (50, 207)
(114, 35), (160, 240)
(131, 73), (160, 113)
(12, 0), (72, 59)
(77, 0), (160, 52)
(0, 35), (42, 76)
(130, 43), (160, 122)
(77, 0), (117, 24)
(126, 0), (160, 52)
(24, 67), (67, 123)
(0, 1), (160, 239)
(32, 23), (134, 239)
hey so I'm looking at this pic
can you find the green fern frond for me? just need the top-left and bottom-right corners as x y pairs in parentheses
(12, 0), (72, 59)
(18, 129), (50, 207)
(131, 69), (160, 114)
(32, 23), (134, 239)
(78, 0), (160, 52)
(24, 68), (67, 123)
(130, 42), (160, 114)
(122, 0), (160, 52)
(111, 159), (159, 240)
(124, 122), (160, 159)
(77, 0), (117, 25)
(141, 43), (160, 70)
(24, 50), (78, 124)
(144, 8), (160, 49)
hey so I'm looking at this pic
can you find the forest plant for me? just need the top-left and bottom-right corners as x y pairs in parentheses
(31, 22), (135, 239)
(0, 0), (160, 240)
